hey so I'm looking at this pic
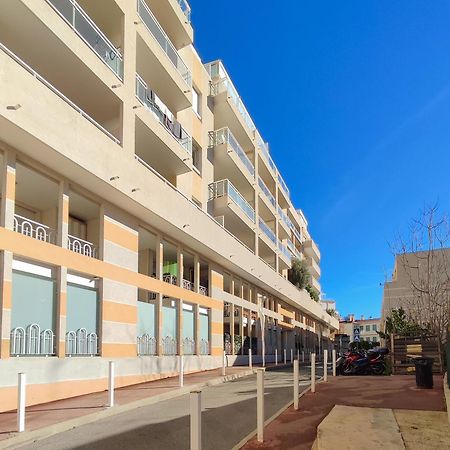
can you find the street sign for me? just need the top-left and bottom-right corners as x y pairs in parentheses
(354, 327), (360, 335)
(354, 335), (360, 342)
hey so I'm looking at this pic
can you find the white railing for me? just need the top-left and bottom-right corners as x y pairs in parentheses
(162, 336), (177, 355)
(177, 0), (191, 22)
(137, 0), (192, 86)
(257, 135), (277, 173)
(0, 42), (120, 144)
(200, 339), (210, 355)
(292, 226), (303, 243)
(199, 285), (208, 296)
(208, 179), (255, 223)
(137, 334), (156, 356)
(209, 128), (255, 177)
(278, 240), (292, 262)
(259, 217), (276, 246)
(183, 279), (194, 291)
(136, 74), (192, 155)
(278, 173), (290, 198)
(68, 235), (97, 258)
(183, 337), (195, 355)
(258, 177), (276, 209)
(66, 328), (98, 356)
(278, 206), (293, 230)
(163, 274), (177, 285)
(10, 324), (55, 356)
(46, 0), (123, 79)
(13, 214), (55, 244)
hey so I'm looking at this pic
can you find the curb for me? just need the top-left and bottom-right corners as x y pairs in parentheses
(0, 369), (256, 450)
(231, 376), (325, 450)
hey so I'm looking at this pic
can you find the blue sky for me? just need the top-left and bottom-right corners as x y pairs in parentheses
(189, 0), (450, 318)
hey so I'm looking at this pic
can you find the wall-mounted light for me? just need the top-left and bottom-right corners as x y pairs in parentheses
(183, 224), (190, 229)
(6, 104), (21, 110)
(131, 188), (140, 193)
(133, 105), (142, 109)
(111, 84), (122, 89)
(109, 176), (120, 181)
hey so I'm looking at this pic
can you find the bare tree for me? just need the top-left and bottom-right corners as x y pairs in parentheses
(391, 203), (450, 367)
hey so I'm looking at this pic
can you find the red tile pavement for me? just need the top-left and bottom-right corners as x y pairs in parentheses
(0, 366), (254, 441)
(241, 375), (447, 450)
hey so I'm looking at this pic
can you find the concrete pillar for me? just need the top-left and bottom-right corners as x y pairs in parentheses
(0, 149), (16, 230)
(239, 306), (244, 355)
(57, 181), (69, 248)
(193, 255), (200, 293)
(156, 293), (163, 356)
(230, 303), (235, 355)
(155, 235), (164, 280)
(55, 266), (67, 357)
(177, 246), (183, 288)
(177, 299), (183, 355)
(194, 303), (200, 355)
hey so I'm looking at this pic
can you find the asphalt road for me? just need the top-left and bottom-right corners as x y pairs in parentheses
(17, 366), (316, 450)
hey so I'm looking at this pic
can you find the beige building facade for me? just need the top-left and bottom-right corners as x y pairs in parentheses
(339, 315), (381, 344)
(0, 0), (337, 412)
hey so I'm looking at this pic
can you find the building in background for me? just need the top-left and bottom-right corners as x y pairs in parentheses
(340, 315), (381, 345)
(0, 0), (337, 411)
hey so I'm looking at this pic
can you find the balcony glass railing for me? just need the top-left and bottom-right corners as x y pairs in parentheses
(256, 134), (276, 173)
(278, 173), (290, 198)
(292, 226), (303, 243)
(258, 177), (276, 209)
(278, 240), (292, 262)
(259, 218), (276, 246)
(137, 0), (192, 87)
(208, 179), (255, 223)
(278, 206), (293, 230)
(136, 74), (192, 155)
(46, 0), (123, 79)
(177, 0), (191, 23)
(210, 128), (254, 177)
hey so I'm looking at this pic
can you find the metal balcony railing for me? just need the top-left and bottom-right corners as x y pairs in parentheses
(200, 339), (210, 355)
(210, 128), (255, 177)
(137, 0), (192, 86)
(0, 42), (120, 144)
(177, 0), (191, 23)
(68, 235), (97, 258)
(137, 334), (156, 356)
(199, 285), (208, 296)
(182, 279), (194, 291)
(258, 177), (276, 209)
(183, 337), (195, 355)
(136, 74), (192, 155)
(13, 214), (55, 244)
(66, 328), (98, 356)
(162, 336), (177, 355)
(46, 0), (123, 79)
(10, 324), (55, 356)
(259, 218), (276, 246)
(206, 61), (256, 133)
(208, 179), (255, 223)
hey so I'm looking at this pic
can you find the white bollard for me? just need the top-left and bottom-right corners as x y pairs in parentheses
(290, 349), (293, 363)
(222, 350), (226, 376)
(311, 353), (316, 393)
(179, 355), (184, 388)
(297, 349), (300, 361)
(293, 360), (299, 410)
(249, 349), (253, 370)
(323, 349), (328, 382)
(190, 391), (202, 450)
(332, 349), (337, 377)
(275, 348), (278, 366)
(262, 351), (265, 368)
(108, 361), (115, 407)
(17, 373), (26, 432)
(302, 351), (305, 363)
(257, 368), (265, 443)
(284, 349), (287, 365)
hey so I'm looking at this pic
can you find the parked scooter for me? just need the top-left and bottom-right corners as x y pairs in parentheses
(336, 348), (389, 376)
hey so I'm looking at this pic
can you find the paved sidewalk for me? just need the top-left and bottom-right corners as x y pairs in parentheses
(241, 375), (447, 450)
(0, 365), (257, 447)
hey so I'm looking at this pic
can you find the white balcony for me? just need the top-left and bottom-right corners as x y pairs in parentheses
(258, 217), (277, 251)
(258, 176), (276, 213)
(278, 240), (292, 266)
(307, 256), (321, 279)
(68, 235), (98, 258)
(13, 214), (55, 244)
(303, 238), (320, 262)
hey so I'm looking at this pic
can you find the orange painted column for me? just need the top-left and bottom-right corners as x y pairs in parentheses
(0, 149), (16, 359)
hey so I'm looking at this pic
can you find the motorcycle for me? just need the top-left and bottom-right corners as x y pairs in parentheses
(336, 348), (389, 375)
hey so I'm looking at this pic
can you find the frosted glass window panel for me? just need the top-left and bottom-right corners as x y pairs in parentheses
(11, 271), (56, 331)
(162, 303), (177, 338)
(182, 308), (194, 339)
(200, 311), (209, 341)
(66, 284), (98, 334)
(138, 301), (156, 337)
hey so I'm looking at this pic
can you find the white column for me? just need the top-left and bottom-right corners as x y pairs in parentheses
(249, 348), (252, 369)
(311, 353), (316, 393)
(283, 348), (286, 365)
(323, 349), (328, 382)
(108, 361), (115, 407)
(179, 355), (184, 388)
(257, 368), (265, 443)
(275, 348), (278, 366)
(290, 348), (293, 363)
(190, 391), (202, 450)
(222, 350), (226, 376)
(332, 349), (337, 377)
(293, 360), (299, 410)
(17, 373), (26, 432)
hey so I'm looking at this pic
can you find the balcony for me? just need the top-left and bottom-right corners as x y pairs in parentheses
(46, 0), (123, 79)
(208, 180), (256, 251)
(278, 206), (293, 238)
(303, 238), (320, 262)
(258, 217), (277, 251)
(258, 177), (276, 212)
(209, 128), (255, 188)
(137, 0), (192, 92)
(257, 134), (277, 175)
(206, 60), (255, 148)
(14, 215), (55, 244)
(142, 0), (193, 49)
(278, 172), (290, 202)
(311, 276), (321, 293)
(307, 256), (321, 279)
(278, 240), (292, 266)
(67, 235), (97, 258)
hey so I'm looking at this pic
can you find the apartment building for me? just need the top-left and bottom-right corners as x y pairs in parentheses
(339, 315), (381, 344)
(0, 0), (337, 411)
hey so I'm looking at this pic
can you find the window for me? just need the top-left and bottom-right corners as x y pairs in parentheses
(192, 86), (201, 118)
(372, 324), (377, 331)
(372, 337), (378, 342)
(192, 141), (201, 173)
(365, 325), (370, 332)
